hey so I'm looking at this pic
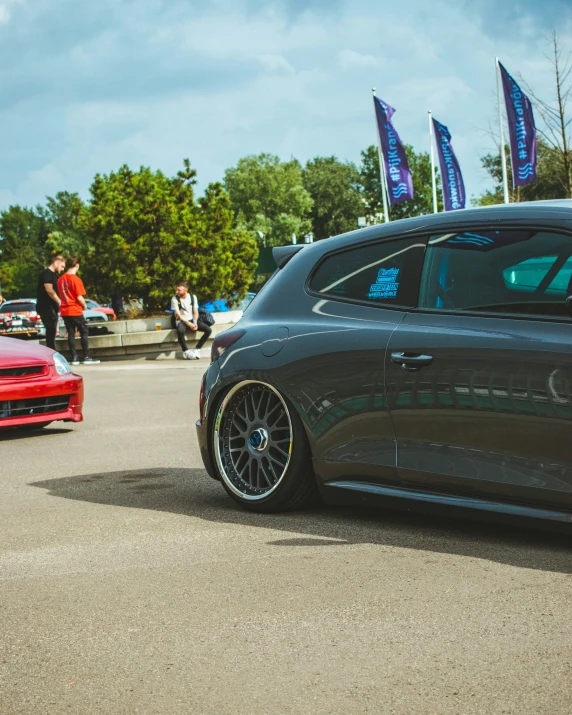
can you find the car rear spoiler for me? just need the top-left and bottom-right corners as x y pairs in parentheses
(272, 244), (305, 269)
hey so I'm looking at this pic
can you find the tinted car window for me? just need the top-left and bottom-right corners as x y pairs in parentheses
(0, 302), (35, 313)
(547, 257), (572, 295)
(309, 238), (426, 307)
(502, 256), (558, 291)
(419, 229), (572, 318)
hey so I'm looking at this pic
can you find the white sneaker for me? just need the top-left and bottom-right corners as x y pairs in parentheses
(192, 348), (201, 359)
(183, 350), (194, 360)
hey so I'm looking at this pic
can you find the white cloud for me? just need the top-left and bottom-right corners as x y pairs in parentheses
(338, 50), (380, 69)
(0, 0), (570, 208)
(255, 54), (295, 74)
(0, 0), (22, 25)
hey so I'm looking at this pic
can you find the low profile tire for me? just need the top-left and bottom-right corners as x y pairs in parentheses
(212, 380), (319, 513)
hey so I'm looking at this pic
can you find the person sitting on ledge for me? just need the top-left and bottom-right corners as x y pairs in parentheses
(171, 281), (212, 360)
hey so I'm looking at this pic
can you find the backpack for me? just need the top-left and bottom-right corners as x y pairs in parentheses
(198, 309), (215, 326)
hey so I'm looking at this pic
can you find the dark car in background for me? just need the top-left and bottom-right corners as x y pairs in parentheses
(196, 200), (572, 526)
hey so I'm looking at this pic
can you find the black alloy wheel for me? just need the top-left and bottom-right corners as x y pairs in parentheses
(213, 380), (318, 512)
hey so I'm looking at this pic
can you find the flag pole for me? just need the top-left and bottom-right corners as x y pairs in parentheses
(372, 88), (390, 223)
(428, 110), (438, 213)
(496, 58), (510, 204)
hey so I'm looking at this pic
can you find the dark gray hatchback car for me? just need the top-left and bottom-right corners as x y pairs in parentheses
(196, 200), (572, 525)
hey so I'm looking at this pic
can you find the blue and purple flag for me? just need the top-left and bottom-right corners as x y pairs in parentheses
(373, 95), (414, 205)
(498, 61), (537, 187)
(432, 118), (466, 211)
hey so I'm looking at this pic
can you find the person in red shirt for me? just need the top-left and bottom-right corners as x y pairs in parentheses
(58, 257), (100, 365)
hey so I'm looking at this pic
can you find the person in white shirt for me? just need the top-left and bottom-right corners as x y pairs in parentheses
(171, 281), (212, 360)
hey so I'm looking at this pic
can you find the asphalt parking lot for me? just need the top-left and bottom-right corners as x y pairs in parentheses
(1, 360), (572, 714)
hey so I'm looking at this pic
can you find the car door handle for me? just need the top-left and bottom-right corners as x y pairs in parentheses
(391, 352), (433, 372)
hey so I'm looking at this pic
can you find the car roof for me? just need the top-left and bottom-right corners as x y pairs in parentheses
(1, 299), (36, 306)
(298, 200), (572, 257)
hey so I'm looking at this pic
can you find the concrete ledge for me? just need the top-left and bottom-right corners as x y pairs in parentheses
(56, 333), (123, 349)
(59, 311), (242, 338)
(123, 348), (181, 360)
(52, 322), (233, 361)
(123, 325), (229, 347)
(126, 317), (172, 333)
(121, 330), (178, 347)
(124, 342), (178, 355)
(87, 346), (128, 358)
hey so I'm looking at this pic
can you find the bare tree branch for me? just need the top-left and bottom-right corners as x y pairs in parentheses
(479, 32), (572, 202)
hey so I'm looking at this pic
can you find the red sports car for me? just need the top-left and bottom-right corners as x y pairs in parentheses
(0, 337), (83, 429)
(85, 300), (116, 320)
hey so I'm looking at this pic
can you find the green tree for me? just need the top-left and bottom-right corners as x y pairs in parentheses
(41, 191), (88, 259)
(474, 139), (567, 205)
(359, 144), (442, 222)
(0, 205), (48, 298)
(224, 153), (313, 247)
(81, 160), (256, 309)
(302, 156), (363, 239)
(195, 182), (258, 304)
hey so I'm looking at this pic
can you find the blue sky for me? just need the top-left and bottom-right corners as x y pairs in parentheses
(0, 0), (570, 210)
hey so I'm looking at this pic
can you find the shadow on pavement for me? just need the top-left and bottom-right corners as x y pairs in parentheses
(30, 467), (572, 574)
(0, 426), (73, 441)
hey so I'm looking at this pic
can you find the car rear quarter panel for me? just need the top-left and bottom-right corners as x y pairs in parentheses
(216, 244), (404, 486)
